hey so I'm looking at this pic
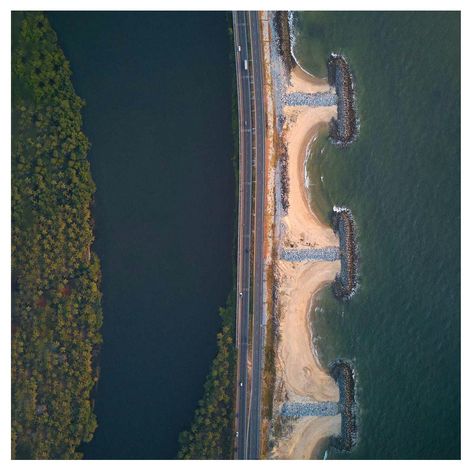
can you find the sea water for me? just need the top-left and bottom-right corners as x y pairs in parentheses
(293, 11), (460, 459)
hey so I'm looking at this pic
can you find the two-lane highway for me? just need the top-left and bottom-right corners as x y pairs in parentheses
(232, 11), (266, 460)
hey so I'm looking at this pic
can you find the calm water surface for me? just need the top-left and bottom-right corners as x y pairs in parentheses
(48, 12), (235, 459)
(294, 12), (460, 459)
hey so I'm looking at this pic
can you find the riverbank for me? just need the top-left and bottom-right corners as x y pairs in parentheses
(261, 11), (342, 459)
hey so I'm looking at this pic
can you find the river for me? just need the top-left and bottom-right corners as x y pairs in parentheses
(48, 12), (235, 459)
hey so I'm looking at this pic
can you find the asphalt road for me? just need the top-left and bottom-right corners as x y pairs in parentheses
(232, 11), (266, 460)
(247, 10), (266, 460)
(232, 11), (253, 460)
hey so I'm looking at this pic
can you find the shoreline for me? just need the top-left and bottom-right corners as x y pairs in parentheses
(262, 11), (343, 459)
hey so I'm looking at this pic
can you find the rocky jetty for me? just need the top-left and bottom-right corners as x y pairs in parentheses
(329, 360), (357, 451)
(327, 53), (358, 146)
(331, 207), (359, 300)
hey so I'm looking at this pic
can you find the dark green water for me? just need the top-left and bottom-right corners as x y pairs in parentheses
(294, 12), (460, 459)
(48, 12), (235, 459)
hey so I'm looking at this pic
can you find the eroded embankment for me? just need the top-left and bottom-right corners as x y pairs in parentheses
(274, 11), (296, 75)
(327, 53), (358, 146)
(329, 360), (357, 451)
(332, 207), (359, 300)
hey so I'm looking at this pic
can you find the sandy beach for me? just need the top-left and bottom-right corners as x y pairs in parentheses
(287, 64), (332, 94)
(276, 260), (340, 401)
(274, 415), (342, 459)
(281, 104), (338, 249)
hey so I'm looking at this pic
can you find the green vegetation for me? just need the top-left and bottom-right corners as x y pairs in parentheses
(177, 294), (236, 459)
(11, 12), (102, 459)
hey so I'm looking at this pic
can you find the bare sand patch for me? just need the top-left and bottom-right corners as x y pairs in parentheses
(277, 260), (340, 401)
(275, 415), (342, 460)
(282, 105), (338, 248)
(288, 65), (333, 94)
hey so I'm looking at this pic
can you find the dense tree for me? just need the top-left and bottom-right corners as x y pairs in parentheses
(11, 12), (102, 459)
(177, 295), (236, 460)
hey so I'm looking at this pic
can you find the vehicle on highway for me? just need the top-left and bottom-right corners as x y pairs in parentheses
(240, 381), (243, 387)
(239, 292), (243, 297)
(235, 431), (239, 438)
(238, 45), (241, 52)
(244, 59), (248, 70)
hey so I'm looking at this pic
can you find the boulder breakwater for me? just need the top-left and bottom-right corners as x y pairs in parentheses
(329, 360), (357, 451)
(331, 207), (359, 300)
(327, 53), (358, 146)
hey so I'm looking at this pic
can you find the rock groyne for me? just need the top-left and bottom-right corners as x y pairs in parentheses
(329, 360), (357, 451)
(327, 53), (358, 146)
(281, 401), (339, 418)
(283, 91), (337, 107)
(280, 247), (340, 262)
(331, 207), (359, 300)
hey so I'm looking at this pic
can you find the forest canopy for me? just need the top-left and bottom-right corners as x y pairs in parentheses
(177, 295), (236, 460)
(11, 12), (103, 459)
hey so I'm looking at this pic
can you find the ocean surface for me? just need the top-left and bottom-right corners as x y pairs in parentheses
(48, 12), (235, 459)
(292, 12), (460, 459)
